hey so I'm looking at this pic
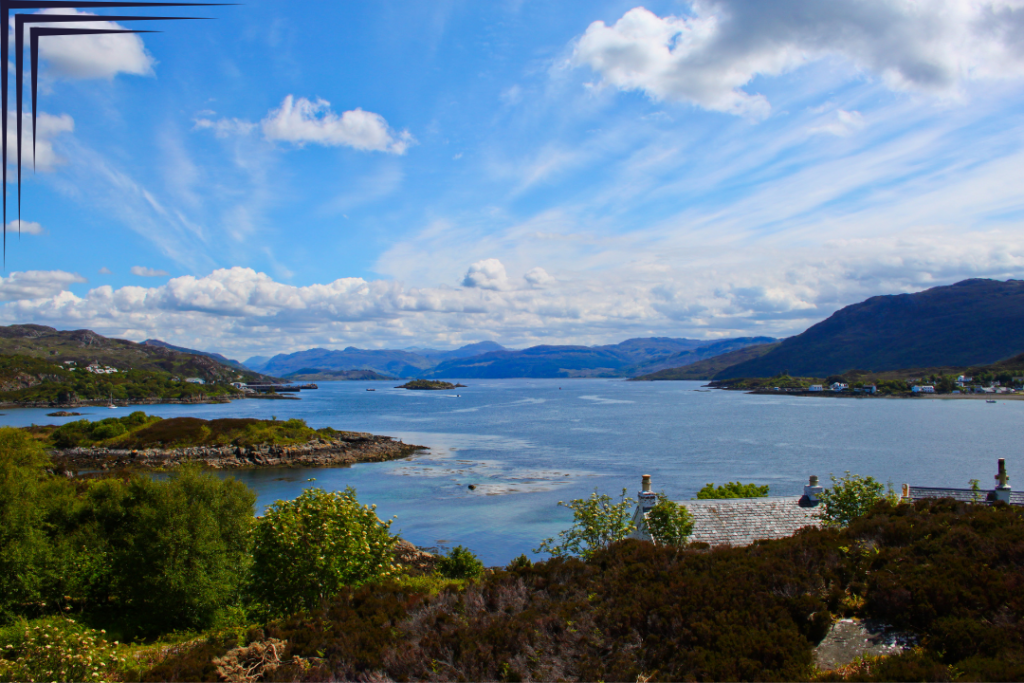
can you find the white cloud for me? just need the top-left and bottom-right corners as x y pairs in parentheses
(5, 219), (44, 235)
(809, 109), (866, 137)
(98, 267), (112, 275)
(5, 112), (74, 172)
(572, 1), (1024, 117)
(462, 258), (510, 290)
(261, 95), (414, 154)
(131, 266), (169, 277)
(524, 266), (556, 288)
(32, 9), (155, 80)
(0, 270), (85, 301)
(193, 117), (257, 138)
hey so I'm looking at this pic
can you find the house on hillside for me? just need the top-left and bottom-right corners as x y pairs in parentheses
(903, 459), (1023, 506)
(185, 377), (206, 385)
(629, 475), (822, 547)
(830, 382), (849, 392)
(912, 385), (935, 393)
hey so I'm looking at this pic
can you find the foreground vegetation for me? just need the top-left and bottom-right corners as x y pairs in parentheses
(3, 428), (1023, 681)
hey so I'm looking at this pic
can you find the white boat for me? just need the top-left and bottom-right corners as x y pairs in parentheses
(107, 392), (117, 409)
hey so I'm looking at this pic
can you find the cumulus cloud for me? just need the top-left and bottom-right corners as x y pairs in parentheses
(572, 1), (1024, 116)
(524, 266), (557, 288)
(0, 270), (85, 301)
(462, 259), (510, 290)
(5, 112), (74, 172)
(32, 9), (155, 79)
(98, 267), (112, 275)
(5, 220), (44, 235)
(131, 266), (169, 277)
(261, 95), (414, 154)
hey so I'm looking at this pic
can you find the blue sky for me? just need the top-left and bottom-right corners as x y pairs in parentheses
(3, 0), (1024, 358)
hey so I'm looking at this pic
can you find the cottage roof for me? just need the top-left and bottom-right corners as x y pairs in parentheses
(906, 486), (1024, 506)
(681, 496), (821, 547)
(632, 495), (821, 548)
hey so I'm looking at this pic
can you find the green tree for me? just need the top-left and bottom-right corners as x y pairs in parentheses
(0, 428), (50, 620)
(534, 489), (636, 560)
(645, 494), (694, 546)
(695, 481), (770, 499)
(92, 466), (256, 635)
(936, 375), (958, 393)
(817, 471), (897, 527)
(250, 487), (399, 615)
(436, 545), (484, 579)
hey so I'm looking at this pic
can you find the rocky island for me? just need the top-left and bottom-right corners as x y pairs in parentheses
(25, 411), (424, 471)
(396, 379), (467, 390)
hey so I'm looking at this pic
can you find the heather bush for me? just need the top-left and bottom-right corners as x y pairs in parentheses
(535, 488), (636, 560)
(249, 487), (399, 616)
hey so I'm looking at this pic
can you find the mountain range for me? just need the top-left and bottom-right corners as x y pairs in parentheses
(245, 337), (776, 379)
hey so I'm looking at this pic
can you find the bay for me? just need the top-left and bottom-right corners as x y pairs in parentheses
(1, 378), (1018, 566)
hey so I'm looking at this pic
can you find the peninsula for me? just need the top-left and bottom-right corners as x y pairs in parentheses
(26, 412), (424, 471)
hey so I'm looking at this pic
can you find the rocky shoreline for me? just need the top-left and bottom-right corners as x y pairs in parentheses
(51, 433), (426, 471)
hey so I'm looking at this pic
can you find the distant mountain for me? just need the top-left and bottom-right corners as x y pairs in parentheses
(632, 342), (781, 380)
(404, 341), (506, 361)
(425, 337), (773, 379)
(243, 355), (271, 371)
(626, 337), (778, 376)
(258, 347), (438, 378)
(143, 339), (247, 371)
(282, 369), (394, 381)
(716, 279), (1024, 378)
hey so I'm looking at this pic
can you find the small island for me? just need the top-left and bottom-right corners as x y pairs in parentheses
(24, 411), (424, 471)
(396, 380), (467, 390)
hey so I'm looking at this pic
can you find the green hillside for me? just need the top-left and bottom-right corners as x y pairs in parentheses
(631, 342), (781, 380)
(717, 279), (1024, 378)
(0, 325), (271, 404)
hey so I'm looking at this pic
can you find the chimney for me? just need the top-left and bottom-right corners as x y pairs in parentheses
(638, 474), (656, 507)
(994, 458), (1012, 503)
(803, 475), (823, 504)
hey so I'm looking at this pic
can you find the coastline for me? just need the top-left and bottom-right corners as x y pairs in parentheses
(735, 388), (1024, 400)
(0, 394), (298, 410)
(50, 432), (426, 471)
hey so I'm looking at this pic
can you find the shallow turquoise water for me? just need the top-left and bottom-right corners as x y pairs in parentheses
(2, 379), (1019, 565)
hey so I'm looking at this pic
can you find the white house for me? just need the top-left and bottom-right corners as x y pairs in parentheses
(808, 385), (824, 392)
(185, 377), (206, 385)
(912, 385), (935, 393)
(830, 382), (848, 392)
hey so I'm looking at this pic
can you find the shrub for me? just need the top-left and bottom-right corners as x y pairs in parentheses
(249, 487), (399, 615)
(534, 488), (636, 560)
(91, 466), (256, 636)
(646, 493), (694, 545)
(0, 617), (127, 683)
(696, 481), (770, 499)
(436, 545), (484, 579)
(818, 472), (896, 527)
(0, 429), (51, 620)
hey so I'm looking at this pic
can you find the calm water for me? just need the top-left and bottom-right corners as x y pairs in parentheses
(2, 379), (1019, 565)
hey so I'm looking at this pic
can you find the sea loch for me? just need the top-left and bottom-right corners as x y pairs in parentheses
(1, 378), (1018, 566)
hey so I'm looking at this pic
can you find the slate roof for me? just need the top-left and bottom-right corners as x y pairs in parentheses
(906, 486), (1024, 506)
(632, 496), (821, 548)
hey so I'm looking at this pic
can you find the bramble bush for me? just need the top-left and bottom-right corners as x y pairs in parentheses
(645, 493), (694, 545)
(695, 481), (770, 499)
(249, 487), (399, 616)
(534, 488), (636, 560)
